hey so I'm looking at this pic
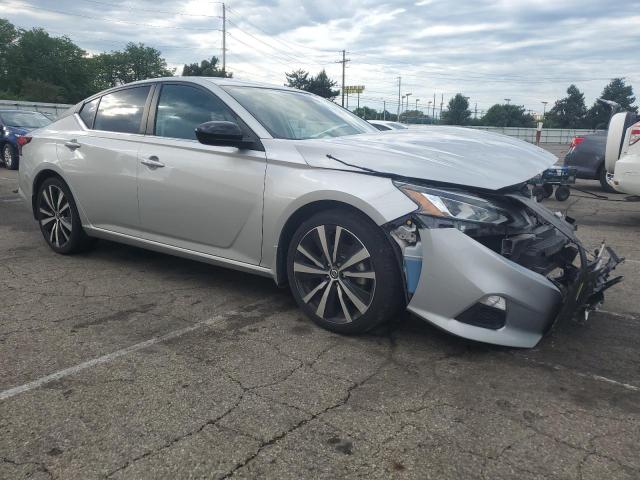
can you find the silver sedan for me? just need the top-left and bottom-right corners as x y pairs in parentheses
(17, 77), (622, 348)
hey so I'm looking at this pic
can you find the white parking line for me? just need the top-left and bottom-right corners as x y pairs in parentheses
(519, 356), (640, 392)
(0, 305), (256, 401)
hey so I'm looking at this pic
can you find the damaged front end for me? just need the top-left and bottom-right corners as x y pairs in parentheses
(388, 182), (623, 348)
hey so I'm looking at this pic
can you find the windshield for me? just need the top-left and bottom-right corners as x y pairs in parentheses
(0, 111), (51, 129)
(222, 86), (378, 140)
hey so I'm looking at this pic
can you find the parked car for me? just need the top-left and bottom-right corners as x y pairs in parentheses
(563, 132), (619, 193)
(17, 77), (622, 348)
(0, 110), (51, 170)
(605, 111), (640, 195)
(368, 120), (409, 131)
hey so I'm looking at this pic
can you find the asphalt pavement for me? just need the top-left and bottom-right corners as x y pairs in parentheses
(1, 152), (639, 479)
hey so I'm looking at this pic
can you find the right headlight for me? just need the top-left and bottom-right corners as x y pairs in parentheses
(395, 182), (511, 225)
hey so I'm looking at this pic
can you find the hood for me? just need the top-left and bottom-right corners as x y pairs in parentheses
(294, 126), (557, 190)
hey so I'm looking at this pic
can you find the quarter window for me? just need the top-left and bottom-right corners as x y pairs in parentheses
(154, 84), (236, 140)
(94, 86), (151, 134)
(79, 98), (99, 128)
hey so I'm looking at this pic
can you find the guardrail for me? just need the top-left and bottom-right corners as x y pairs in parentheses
(0, 100), (73, 118)
(466, 126), (604, 144)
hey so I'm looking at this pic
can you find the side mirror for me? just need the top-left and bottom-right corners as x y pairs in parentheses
(195, 121), (249, 148)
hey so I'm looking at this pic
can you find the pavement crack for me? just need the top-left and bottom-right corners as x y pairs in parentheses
(105, 394), (245, 478)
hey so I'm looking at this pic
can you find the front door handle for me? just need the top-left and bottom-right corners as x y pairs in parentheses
(141, 156), (165, 169)
(64, 140), (81, 150)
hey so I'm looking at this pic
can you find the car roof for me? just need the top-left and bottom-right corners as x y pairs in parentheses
(125, 76), (302, 93)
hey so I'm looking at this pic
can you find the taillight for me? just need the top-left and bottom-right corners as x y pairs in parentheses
(16, 135), (32, 155)
(570, 136), (584, 148)
(629, 122), (640, 146)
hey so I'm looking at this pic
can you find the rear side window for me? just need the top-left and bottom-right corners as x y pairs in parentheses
(79, 98), (99, 128)
(154, 84), (236, 140)
(94, 86), (151, 134)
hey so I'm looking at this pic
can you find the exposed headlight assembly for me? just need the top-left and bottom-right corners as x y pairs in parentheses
(395, 182), (511, 226)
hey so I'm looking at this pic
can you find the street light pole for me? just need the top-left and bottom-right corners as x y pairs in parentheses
(541, 101), (548, 118)
(405, 93), (412, 123)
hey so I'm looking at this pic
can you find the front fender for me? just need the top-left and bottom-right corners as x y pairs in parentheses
(261, 162), (416, 279)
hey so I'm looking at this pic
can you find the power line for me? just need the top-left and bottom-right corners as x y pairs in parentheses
(225, 6), (338, 60)
(76, 0), (223, 18)
(13, 2), (221, 31)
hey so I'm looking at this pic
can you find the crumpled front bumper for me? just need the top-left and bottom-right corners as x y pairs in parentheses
(406, 196), (623, 348)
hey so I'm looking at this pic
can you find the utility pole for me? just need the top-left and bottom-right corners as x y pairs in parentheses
(432, 92), (436, 118)
(357, 91), (360, 111)
(541, 101), (548, 119)
(405, 93), (412, 123)
(397, 77), (401, 120)
(337, 50), (350, 108)
(222, 3), (226, 73)
(474, 102), (478, 119)
(439, 93), (443, 120)
(504, 98), (511, 105)
(383, 101), (386, 120)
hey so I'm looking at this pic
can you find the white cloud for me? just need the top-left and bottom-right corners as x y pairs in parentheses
(3, 0), (639, 114)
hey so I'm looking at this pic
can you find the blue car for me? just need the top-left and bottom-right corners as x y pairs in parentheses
(1, 110), (52, 170)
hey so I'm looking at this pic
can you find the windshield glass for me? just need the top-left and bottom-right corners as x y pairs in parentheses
(222, 86), (378, 140)
(0, 111), (51, 128)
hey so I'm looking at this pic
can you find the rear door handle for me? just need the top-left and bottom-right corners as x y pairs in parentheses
(141, 156), (165, 169)
(64, 140), (81, 150)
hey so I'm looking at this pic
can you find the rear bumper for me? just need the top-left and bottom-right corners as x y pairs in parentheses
(406, 198), (623, 348)
(563, 153), (599, 179)
(613, 152), (640, 195)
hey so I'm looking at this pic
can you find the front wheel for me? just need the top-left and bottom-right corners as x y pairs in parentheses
(287, 209), (404, 334)
(36, 177), (93, 254)
(3, 144), (18, 170)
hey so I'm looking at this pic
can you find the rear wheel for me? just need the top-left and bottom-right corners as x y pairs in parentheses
(36, 177), (93, 254)
(3, 144), (17, 170)
(598, 165), (620, 194)
(287, 209), (403, 334)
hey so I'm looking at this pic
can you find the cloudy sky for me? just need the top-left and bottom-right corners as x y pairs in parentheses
(2, 0), (639, 115)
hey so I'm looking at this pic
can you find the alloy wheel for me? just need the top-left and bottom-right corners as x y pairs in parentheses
(293, 225), (376, 324)
(3, 146), (11, 167)
(39, 185), (72, 248)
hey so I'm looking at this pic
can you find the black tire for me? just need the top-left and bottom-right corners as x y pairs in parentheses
(36, 177), (93, 254)
(554, 185), (571, 202)
(532, 186), (545, 202)
(598, 165), (619, 194)
(542, 184), (554, 199)
(286, 208), (404, 334)
(3, 143), (18, 170)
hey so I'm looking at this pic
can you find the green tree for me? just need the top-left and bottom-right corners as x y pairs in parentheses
(0, 18), (18, 84)
(586, 78), (637, 129)
(284, 68), (339, 100)
(182, 56), (231, 77)
(481, 104), (534, 127)
(5, 27), (93, 102)
(545, 85), (587, 128)
(285, 69), (310, 90)
(402, 109), (426, 124)
(307, 70), (339, 100)
(352, 106), (378, 119)
(441, 94), (471, 125)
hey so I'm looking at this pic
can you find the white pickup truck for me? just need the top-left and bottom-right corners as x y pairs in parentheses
(606, 111), (640, 194)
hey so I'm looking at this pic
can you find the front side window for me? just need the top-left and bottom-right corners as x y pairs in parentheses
(155, 84), (236, 140)
(93, 86), (151, 134)
(79, 98), (99, 128)
(222, 86), (378, 140)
